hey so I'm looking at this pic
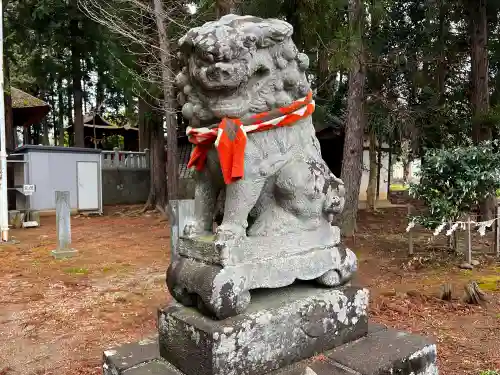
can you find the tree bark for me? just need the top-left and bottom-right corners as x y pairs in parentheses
(283, 0), (304, 49)
(366, 128), (377, 211)
(3, 13), (14, 152)
(138, 97), (150, 151)
(96, 60), (105, 114)
(153, 0), (178, 205)
(436, 0), (448, 105)
(42, 118), (49, 146)
(58, 76), (65, 146)
(469, 0), (490, 143)
(316, 47), (332, 106)
(71, 14), (84, 148)
(3, 60), (14, 151)
(340, 0), (366, 236)
(147, 109), (167, 212)
(468, 0), (493, 220)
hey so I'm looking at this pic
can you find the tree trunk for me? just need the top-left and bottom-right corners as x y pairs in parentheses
(83, 79), (87, 115)
(3, 28), (14, 151)
(42, 90), (51, 145)
(153, 0), (178, 205)
(340, 0), (366, 236)
(42, 118), (49, 145)
(138, 97), (150, 151)
(58, 76), (65, 147)
(32, 124), (40, 145)
(468, 0), (493, 220)
(4, 71), (14, 152)
(216, 0), (239, 18)
(283, 0), (304, 49)
(95, 60), (105, 114)
(316, 47), (332, 106)
(366, 129), (377, 211)
(403, 159), (411, 185)
(146, 110), (167, 213)
(436, 0), (448, 105)
(71, 15), (84, 148)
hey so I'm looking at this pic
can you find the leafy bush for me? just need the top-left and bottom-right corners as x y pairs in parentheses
(408, 140), (500, 229)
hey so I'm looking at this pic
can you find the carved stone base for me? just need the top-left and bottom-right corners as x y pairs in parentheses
(178, 224), (341, 266)
(159, 284), (369, 375)
(102, 299), (438, 375)
(167, 239), (357, 319)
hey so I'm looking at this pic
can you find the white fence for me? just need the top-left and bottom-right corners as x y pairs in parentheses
(101, 148), (149, 169)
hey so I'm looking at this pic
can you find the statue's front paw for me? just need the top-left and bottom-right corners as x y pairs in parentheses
(323, 187), (345, 223)
(183, 220), (204, 237)
(214, 224), (246, 265)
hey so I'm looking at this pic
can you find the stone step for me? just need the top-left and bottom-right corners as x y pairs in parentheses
(103, 324), (437, 375)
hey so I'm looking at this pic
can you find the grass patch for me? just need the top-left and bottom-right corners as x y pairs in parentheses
(64, 267), (90, 275)
(480, 371), (499, 375)
(477, 275), (500, 292)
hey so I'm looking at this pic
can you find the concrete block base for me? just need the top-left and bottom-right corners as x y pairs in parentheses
(103, 324), (438, 375)
(159, 284), (369, 375)
(51, 248), (78, 259)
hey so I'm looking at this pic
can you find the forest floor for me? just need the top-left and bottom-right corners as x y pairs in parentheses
(0, 205), (498, 375)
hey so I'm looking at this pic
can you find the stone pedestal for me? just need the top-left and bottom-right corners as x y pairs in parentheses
(103, 283), (438, 375)
(103, 323), (438, 375)
(159, 284), (368, 375)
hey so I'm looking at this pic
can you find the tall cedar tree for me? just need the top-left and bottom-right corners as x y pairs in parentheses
(341, 0), (366, 236)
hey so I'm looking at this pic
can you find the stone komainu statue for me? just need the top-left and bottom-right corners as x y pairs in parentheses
(168, 15), (358, 319)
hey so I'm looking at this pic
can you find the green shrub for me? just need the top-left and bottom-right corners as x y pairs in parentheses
(409, 140), (500, 229)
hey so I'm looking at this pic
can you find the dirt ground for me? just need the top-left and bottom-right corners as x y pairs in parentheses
(0, 205), (498, 375)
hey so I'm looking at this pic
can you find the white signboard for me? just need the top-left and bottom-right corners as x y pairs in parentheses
(22, 184), (36, 196)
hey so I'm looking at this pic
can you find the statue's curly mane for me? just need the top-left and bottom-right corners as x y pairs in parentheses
(175, 15), (311, 125)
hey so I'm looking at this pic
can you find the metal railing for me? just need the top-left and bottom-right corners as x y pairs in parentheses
(101, 148), (150, 169)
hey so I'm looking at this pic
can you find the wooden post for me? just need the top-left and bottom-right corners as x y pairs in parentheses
(408, 204), (414, 256)
(466, 215), (472, 264)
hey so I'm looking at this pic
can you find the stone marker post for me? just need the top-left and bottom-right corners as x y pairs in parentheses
(51, 191), (77, 259)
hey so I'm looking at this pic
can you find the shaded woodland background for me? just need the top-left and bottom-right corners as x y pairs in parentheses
(3, 0), (499, 232)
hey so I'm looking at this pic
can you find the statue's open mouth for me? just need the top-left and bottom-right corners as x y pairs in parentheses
(191, 59), (272, 120)
(192, 60), (249, 92)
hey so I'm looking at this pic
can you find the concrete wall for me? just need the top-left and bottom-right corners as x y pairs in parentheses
(102, 169), (195, 205)
(102, 168), (150, 205)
